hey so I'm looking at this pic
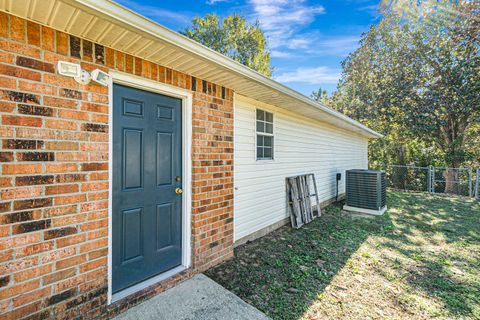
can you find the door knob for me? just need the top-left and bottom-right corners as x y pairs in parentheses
(175, 188), (183, 195)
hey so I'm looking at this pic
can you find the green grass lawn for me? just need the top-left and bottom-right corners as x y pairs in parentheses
(205, 191), (480, 319)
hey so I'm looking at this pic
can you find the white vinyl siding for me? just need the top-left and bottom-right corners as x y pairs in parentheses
(234, 96), (369, 241)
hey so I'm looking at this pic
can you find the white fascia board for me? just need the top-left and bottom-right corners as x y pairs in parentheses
(70, 0), (383, 139)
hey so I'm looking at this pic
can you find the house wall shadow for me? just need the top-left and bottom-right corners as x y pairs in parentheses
(205, 200), (390, 319)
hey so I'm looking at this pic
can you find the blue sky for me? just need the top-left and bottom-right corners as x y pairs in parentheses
(116, 0), (381, 96)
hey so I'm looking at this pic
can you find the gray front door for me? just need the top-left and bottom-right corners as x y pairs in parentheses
(112, 83), (183, 293)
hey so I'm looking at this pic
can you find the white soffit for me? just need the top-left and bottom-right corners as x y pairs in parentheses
(0, 0), (382, 138)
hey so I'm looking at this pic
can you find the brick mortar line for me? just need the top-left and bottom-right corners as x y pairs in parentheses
(0, 212), (108, 231)
(0, 257), (108, 302)
(1, 234), (109, 266)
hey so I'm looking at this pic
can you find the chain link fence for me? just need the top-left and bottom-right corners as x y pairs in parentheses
(382, 165), (479, 198)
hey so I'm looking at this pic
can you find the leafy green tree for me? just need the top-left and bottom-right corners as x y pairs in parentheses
(181, 14), (272, 77)
(310, 88), (329, 103)
(332, 0), (480, 193)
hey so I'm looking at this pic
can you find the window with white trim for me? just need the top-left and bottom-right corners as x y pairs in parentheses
(256, 109), (274, 160)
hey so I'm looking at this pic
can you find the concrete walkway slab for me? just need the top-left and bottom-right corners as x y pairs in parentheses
(114, 274), (270, 320)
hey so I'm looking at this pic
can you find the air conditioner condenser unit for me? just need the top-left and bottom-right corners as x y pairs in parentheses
(343, 169), (387, 215)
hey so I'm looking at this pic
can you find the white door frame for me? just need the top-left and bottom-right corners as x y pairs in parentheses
(107, 71), (192, 304)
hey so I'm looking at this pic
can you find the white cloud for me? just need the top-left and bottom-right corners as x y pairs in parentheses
(271, 34), (360, 61)
(312, 35), (360, 56)
(287, 37), (311, 49)
(206, 0), (230, 4)
(270, 50), (292, 58)
(248, 0), (326, 49)
(274, 66), (341, 84)
(246, 0), (360, 60)
(116, 0), (191, 25)
(359, 4), (381, 17)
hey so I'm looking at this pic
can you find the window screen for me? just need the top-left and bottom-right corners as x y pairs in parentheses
(256, 109), (274, 160)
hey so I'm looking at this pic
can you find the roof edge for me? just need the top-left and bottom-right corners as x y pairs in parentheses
(71, 0), (383, 139)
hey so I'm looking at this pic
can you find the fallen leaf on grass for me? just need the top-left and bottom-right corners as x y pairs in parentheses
(316, 259), (325, 267)
(331, 292), (341, 300)
(286, 288), (300, 294)
(300, 265), (309, 272)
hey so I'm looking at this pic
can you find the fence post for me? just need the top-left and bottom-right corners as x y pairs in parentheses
(468, 167), (473, 197)
(427, 165), (432, 193)
(476, 168), (479, 200)
(431, 166), (436, 194)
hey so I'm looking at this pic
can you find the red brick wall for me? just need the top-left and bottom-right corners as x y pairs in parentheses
(0, 12), (234, 320)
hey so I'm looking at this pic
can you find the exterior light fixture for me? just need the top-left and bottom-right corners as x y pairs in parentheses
(74, 70), (92, 85)
(91, 69), (111, 86)
(57, 61), (81, 78)
(57, 62), (110, 86)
